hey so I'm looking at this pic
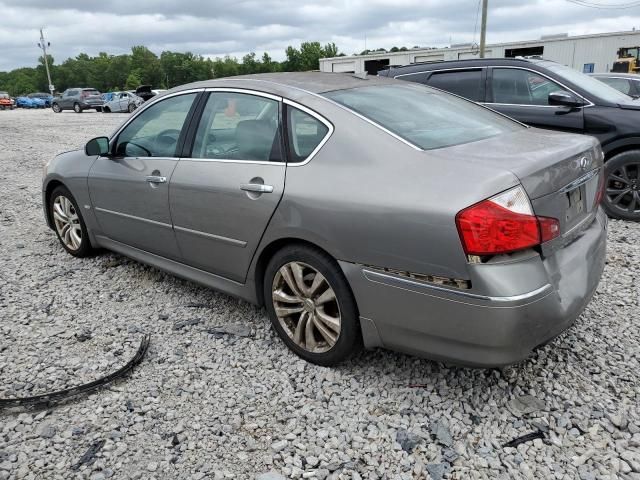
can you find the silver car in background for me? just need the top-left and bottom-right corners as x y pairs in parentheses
(42, 73), (607, 367)
(103, 91), (144, 113)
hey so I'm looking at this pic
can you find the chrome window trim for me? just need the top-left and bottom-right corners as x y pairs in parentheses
(393, 66), (485, 79)
(283, 98), (336, 166)
(180, 158), (286, 166)
(173, 225), (247, 248)
(95, 207), (173, 229)
(109, 88), (205, 142)
(203, 87), (282, 101)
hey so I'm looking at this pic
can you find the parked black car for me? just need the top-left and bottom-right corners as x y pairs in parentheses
(380, 58), (640, 221)
(590, 73), (640, 98)
(51, 88), (103, 113)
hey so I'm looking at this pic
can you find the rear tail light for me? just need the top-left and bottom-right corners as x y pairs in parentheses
(594, 168), (605, 208)
(456, 185), (560, 256)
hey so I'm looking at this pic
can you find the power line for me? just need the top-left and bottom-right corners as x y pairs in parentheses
(566, 0), (640, 9)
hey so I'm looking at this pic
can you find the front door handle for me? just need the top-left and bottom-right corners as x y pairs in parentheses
(146, 175), (167, 184)
(240, 183), (274, 193)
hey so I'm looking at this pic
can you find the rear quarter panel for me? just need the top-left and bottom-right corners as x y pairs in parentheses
(255, 94), (521, 281)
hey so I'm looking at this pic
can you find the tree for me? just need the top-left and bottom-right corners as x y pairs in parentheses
(125, 71), (142, 90)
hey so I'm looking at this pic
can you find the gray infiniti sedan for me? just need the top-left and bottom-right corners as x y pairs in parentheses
(42, 72), (607, 367)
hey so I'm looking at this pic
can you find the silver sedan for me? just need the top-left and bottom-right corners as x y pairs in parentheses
(42, 73), (607, 367)
(103, 91), (143, 113)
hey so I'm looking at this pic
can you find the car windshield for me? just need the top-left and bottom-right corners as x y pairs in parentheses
(323, 84), (522, 150)
(542, 62), (632, 103)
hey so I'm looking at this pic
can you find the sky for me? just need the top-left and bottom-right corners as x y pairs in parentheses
(1, 0), (640, 71)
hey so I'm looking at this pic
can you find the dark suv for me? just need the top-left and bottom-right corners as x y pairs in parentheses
(51, 88), (104, 113)
(380, 58), (640, 221)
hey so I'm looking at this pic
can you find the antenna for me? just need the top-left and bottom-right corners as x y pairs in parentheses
(38, 28), (55, 95)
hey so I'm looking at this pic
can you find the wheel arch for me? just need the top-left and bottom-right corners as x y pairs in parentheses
(44, 179), (66, 229)
(252, 237), (349, 307)
(602, 138), (640, 160)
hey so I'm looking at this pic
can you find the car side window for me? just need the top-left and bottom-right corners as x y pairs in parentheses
(427, 70), (484, 101)
(286, 106), (330, 163)
(491, 68), (564, 106)
(599, 77), (632, 96)
(191, 92), (282, 162)
(115, 93), (197, 158)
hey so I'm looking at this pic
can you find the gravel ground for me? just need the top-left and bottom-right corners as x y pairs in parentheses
(0, 108), (639, 480)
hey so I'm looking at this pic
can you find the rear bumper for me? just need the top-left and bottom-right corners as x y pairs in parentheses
(340, 208), (607, 367)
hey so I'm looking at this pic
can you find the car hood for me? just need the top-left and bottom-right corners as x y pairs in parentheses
(617, 98), (640, 110)
(426, 127), (600, 200)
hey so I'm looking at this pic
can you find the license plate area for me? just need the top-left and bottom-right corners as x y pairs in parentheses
(565, 186), (585, 223)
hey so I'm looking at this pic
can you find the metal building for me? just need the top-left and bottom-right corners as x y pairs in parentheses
(319, 30), (640, 75)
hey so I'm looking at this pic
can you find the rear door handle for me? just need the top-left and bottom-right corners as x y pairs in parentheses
(240, 183), (274, 193)
(146, 175), (167, 184)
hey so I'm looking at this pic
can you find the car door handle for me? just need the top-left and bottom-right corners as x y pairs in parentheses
(240, 183), (274, 193)
(146, 175), (167, 184)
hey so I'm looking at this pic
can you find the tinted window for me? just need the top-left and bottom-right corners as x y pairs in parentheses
(324, 84), (521, 151)
(192, 92), (281, 162)
(597, 77), (632, 96)
(491, 68), (565, 105)
(427, 70), (483, 101)
(116, 93), (196, 157)
(287, 107), (329, 163)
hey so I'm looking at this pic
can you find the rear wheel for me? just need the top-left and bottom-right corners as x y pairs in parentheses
(602, 150), (640, 221)
(73, 103), (82, 113)
(49, 186), (93, 257)
(263, 245), (361, 366)
(103, 106), (110, 113)
(95, 106), (102, 112)
(52, 103), (61, 113)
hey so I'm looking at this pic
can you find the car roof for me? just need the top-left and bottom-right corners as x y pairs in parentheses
(176, 72), (398, 95)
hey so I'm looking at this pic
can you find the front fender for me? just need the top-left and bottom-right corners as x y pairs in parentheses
(601, 136), (640, 158)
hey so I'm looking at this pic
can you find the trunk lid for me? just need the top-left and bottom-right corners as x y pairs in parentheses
(437, 128), (603, 246)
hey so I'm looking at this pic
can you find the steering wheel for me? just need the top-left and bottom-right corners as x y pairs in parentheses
(155, 129), (181, 156)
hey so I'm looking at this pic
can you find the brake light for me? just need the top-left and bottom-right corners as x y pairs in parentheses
(456, 185), (560, 256)
(593, 169), (605, 208)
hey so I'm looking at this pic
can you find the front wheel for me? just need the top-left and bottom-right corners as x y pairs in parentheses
(49, 186), (93, 257)
(73, 103), (82, 113)
(602, 150), (640, 221)
(264, 245), (361, 366)
(128, 103), (136, 113)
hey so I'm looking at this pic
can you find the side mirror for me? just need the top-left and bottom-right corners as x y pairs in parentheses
(548, 91), (584, 108)
(85, 136), (110, 156)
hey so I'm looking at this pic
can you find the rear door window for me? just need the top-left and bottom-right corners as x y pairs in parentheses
(191, 92), (282, 162)
(427, 69), (484, 101)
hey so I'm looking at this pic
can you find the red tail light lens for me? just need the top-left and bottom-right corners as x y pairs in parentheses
(593, 169), (605, 208)
(456, 186), (560, 256)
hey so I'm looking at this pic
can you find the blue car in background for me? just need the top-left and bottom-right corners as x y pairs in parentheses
(28, 92), (53, 107)
(16, 97), (37, 108)
(102, 92), (117, 102)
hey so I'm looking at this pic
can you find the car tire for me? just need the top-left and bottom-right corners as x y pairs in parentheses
(128, 103), (136, 113)
(95, 106), (102, 112)
(52, 103), (61, 113)
(49, 186), (93, 257)
(73, 103), (82, 113)
(263, 244), (361, 366)
(103, 107), (110, 113)
(602, 150), (640, 221)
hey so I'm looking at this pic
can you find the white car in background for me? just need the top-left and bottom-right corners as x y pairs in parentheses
(102, 91), (144, 113)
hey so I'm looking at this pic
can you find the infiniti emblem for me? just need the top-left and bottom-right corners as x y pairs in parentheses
(579, 156), (589, 170)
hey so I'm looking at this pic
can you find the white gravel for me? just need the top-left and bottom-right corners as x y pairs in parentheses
(0, 108), (639, 480)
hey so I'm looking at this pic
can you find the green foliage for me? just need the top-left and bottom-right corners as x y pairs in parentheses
(0, 42), (344, 96)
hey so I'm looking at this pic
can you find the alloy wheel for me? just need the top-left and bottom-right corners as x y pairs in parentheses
(606, 161), (640, 214)
(271, 261), (341, 353)
(52, 103), (61, 113)
(52, 195), (83, 250)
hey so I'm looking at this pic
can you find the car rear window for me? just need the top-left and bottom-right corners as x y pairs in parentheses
(323, 84), (522, 150)
(83, 89), (100, 95)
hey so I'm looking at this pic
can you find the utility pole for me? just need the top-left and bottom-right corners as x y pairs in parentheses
(37, 28), (54, 95)
(479, 0), (488, 58)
